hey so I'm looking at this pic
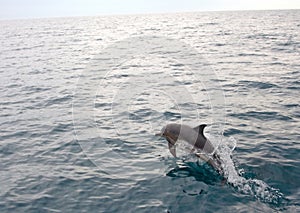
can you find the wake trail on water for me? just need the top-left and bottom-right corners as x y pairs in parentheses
(174, 134), (287, 206)
(215, 135), (287, 206)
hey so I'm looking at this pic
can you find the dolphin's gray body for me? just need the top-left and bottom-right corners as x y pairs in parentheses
(157, 123), (223, 174)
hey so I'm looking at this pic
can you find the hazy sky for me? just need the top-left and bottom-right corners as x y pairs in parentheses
(0, 0), (300, 20)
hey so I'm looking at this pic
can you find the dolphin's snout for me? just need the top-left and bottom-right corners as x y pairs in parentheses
(155, 127), (167, 137)
(155, 132), (162, 136)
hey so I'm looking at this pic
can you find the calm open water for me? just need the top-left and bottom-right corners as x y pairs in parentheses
(0, 10), (299, 212)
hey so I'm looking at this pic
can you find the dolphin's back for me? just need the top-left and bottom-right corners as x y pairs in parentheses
(177, 124), (198, 143)
(175, 124), (214, 154)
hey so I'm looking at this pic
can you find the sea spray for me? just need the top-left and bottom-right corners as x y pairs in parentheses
(216, 135), (287, 206)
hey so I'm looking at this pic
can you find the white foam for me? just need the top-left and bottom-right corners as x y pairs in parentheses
(215, 135), (285, 205)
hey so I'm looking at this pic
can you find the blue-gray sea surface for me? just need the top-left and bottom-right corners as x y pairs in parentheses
(0, 10), (299, 212)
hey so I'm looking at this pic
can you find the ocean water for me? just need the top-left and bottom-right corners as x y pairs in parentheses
(0, 10), (299, 212)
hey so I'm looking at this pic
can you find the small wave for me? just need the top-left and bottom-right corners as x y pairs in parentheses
(283, 103), (299, 108)
(229, 111), (292, 121)
(44, 94), (72, 107)
(163, 111), (181, 119)
(237, 80), (279, 90)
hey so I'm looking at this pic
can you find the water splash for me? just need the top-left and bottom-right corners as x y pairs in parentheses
(173, 134), (287, 207)
(216, 135), (287, 207)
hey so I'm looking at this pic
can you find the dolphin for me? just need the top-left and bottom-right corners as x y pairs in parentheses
(156, 123), (223, 174)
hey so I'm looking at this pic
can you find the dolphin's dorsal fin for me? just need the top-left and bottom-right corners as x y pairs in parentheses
(193, 124), (207, 138)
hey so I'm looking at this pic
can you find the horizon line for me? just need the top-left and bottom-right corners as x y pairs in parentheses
(0, 8), (299, 22)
